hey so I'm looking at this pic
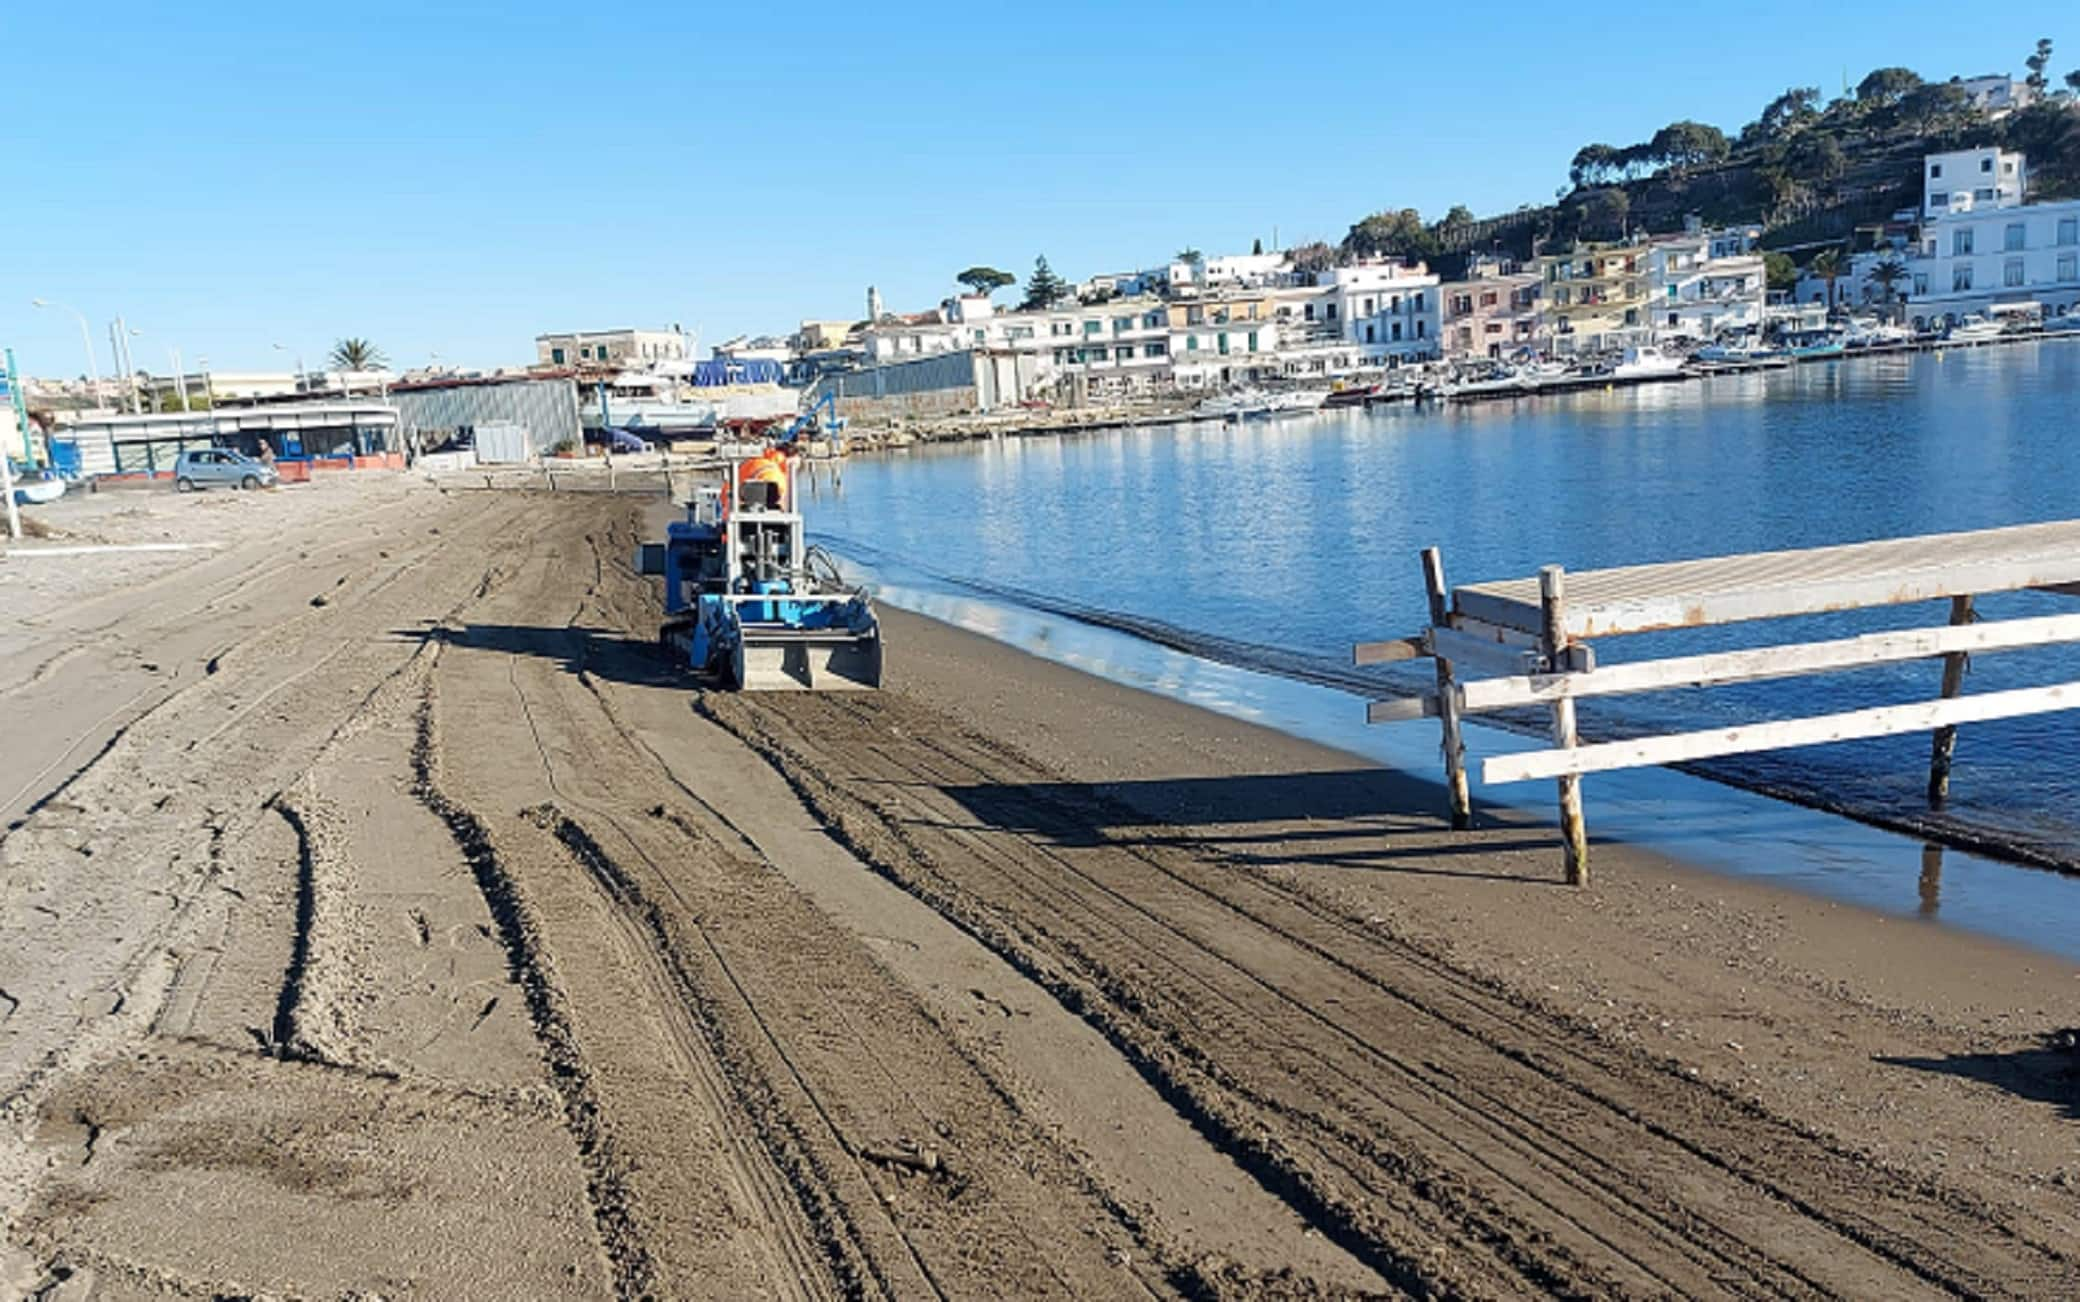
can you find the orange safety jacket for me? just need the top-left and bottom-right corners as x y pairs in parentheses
(736, 450), (790, 510)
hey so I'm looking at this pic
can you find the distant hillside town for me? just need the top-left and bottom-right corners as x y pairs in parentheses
(9, 47), (2079, 471)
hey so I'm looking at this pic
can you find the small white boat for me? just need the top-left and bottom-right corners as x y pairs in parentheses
(1610, 346), (1684, 379)
(2043, 313), (2080, 334)
(1946, 314), (2005, 342)
(1264, 388), (1328, 413)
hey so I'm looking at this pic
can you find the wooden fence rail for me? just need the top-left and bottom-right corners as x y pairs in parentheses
(1356, 521), (2080, 884)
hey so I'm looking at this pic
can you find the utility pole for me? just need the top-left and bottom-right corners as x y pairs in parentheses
(1, 350), (23, 540)
(169, 348), (191, 411)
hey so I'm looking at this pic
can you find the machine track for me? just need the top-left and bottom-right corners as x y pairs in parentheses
(704, 689), (2080, 1300)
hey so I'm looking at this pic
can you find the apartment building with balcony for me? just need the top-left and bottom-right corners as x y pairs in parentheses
(1643, 230), (1765, 341)
(1905, 150), (2080, 325)
(1538, 242), (1650, 353)
(1439, 256), (1543, 359)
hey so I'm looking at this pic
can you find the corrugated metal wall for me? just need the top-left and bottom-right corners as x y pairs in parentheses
(389, 379), (580, 450)
(819, 351), (979, 401)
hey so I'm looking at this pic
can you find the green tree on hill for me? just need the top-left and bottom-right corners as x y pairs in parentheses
(1021, 256), (1071, 310)
(1898, 82), (1975, 138)
(1786, 133), (1847, 186)
(1747, 87), (1822, 144)
(1764, 252), (1798, 293)
(955, 266), (1016, 298)
(2025, 38), (2054, 95)
(1569, 143), (1622, 188)
(1856, 67), (1922, 108)
(1649, 120), (1731, 173)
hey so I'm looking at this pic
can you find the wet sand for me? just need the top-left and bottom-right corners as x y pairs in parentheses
(2, 480), (2076, 1298)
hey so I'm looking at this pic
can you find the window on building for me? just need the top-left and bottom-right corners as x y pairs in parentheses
(1479, 291), (1496, 308)
(1362, 297), (1374, 315)
(551, 347), (566, 364)
(1981, 156), (1994, 172)
(2059, 253), (2078, 282)
(1954, 228), (1975, 256)
(1415, 320), (1426, 338)
(1414, 292), (1426, 312)
(2006, 222), (2027, 251)
(1390, 295), (1402, 312)
(1114, 316), (1133, 335)
(1457, 327), (1473, 348)
(1326, 304), (1338, 320)
(1669, 312), (1681, 327)
(2058, 218), (2079, 246)
(1187, 336), (1199, 352)
(1217, 333), (1230, 355)
(1390, 322), (1403, 341)
(1913, 272), (1929, 296)
(2004, 160), (2016, 175)
(1247, 331), (1259, 352)
(1954, 265), (1974, 293)
(1115, 345), (1133, 361)
(1144, 342), (1168, 357)
(1303, 303), (1315, 321)
(1930, 163), (1944, 179)
(1975, 187), (1995, 201)
(1145, 313), (1163, 329)
(1931, 192), (1949, 208)
(2005, 258), (2026, 287)
(1083, 320), (1102, 335)
(1364, 324), (1376, 343)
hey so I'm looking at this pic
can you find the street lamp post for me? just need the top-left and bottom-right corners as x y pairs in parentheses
(31, 298), (102, 424)
(110, 318), (143, 413)
(273, 343), (306, 396)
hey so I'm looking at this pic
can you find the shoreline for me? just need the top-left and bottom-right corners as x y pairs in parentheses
(6, 480), (2076, 1295)
(852, 554), (2080, 963)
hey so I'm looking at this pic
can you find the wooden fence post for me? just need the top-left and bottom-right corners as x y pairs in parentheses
(1927, 594), (1976, 806)
(1539, 565), (1589, 884)
(1421, 547), (1472, 830)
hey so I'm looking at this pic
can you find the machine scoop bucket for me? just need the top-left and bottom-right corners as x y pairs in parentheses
(733, 625), (885, 691)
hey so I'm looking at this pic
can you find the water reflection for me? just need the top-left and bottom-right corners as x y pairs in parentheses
(815, 343), (2080, 957)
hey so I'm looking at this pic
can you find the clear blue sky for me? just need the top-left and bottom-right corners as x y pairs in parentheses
(4, 2), (2073, 378)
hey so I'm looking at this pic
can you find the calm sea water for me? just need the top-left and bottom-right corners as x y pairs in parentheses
(808, 340), (2080, 873)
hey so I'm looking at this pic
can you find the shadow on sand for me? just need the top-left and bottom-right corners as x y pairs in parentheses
(393, 622), (688, 689)
(932, 770), (1567, 883)
(1877, 1031), (2080, 1120)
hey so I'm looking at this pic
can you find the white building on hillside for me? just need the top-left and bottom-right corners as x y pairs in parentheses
(1922, 147), (2026, 219)
(1952, 75), (2037, 118)
(1908, 150), (2080, 325)
(1316, 264), (1441, 362)
(1644, 229), (1766, 340)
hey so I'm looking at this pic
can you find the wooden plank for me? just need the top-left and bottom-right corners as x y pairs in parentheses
(1483, 677), (2080, 784)
(1927, 595), (1976, 806)
(1353, 635), (1427, 666)
(1541, 566), (1588, 885)
(1428, 627), (1540, 676)
(1422, 546), (1471, 830)
(1446, 613), (1544, 650)
(1367, 695), (1440, 724)
(1450, 518), (2080, 640)
(1456, 610), (2080, 713)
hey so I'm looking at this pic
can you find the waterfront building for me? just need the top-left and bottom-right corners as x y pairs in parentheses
(794, 320), (859, 352)
(1300, 263), (1441, 363)
(1439, 256), (1543, 359)
(1537, 242), (1650, 354)
(534, 328), (689, 368)
(1643, 230), (1765, 341)
(1907, 149), (2080, 326)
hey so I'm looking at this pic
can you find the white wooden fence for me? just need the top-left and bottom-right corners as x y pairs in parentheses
(1356, 521), (2080, 884)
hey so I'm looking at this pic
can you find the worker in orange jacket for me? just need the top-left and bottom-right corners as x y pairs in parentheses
(737, 444), (792, 510)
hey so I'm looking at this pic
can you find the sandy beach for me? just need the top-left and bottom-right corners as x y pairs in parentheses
(2, 475), (2076, 1299)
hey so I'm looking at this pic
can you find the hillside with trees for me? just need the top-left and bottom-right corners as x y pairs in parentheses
(1331, 42), (2080, 273)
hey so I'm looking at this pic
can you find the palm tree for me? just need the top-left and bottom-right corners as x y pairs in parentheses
(1808, 249), (1845, 312)
(329, 337), (387, 371)
(1869, 256), (1909, 317)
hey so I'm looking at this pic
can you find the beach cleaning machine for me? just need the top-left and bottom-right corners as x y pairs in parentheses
(637, 445), (883, 691)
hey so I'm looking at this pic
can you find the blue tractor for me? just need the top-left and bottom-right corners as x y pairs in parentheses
(638, 447), (882, 690)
